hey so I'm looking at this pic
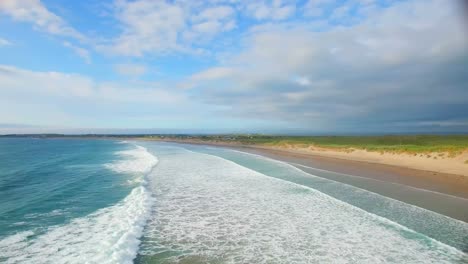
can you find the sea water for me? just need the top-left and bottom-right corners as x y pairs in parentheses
(0, 138), (157, 263)
(0, 139), (467, 263)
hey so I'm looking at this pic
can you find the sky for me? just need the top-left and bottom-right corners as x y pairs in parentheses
(0, 0), (467, 134)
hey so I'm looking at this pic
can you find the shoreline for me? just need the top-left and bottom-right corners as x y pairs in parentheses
(7, 136), (466, 221)
(142, 138), (468, 199)
(146, 138), (468, 177)
(143, 139), (468, 222)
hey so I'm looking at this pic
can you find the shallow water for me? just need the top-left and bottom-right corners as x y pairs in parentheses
(0, 139), (467, 263)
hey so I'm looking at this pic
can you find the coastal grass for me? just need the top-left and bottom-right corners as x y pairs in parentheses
(247, 135), (468, 155)
(151, 135), (468, 155)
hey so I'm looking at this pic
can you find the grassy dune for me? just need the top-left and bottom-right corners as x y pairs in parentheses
(154, 135), (468, 155)
(252, 135), (468, 154)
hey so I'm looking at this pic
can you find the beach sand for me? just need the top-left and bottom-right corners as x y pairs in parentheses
(235, 146), (468, 198)
(263, 144), (468, 177)
(146, 139), (468, 191)
(229, 146), (468, 222)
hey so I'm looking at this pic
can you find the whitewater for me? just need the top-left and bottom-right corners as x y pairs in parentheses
(0, 141), (157, 263)
(0, 139), (467, 263)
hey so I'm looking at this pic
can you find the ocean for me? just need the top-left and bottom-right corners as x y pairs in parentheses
(0, 138), (467, 263)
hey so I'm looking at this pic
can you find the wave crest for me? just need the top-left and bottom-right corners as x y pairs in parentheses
(105, 145), (158, 175)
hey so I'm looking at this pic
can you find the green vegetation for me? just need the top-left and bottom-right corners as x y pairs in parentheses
(147, 134), (468, 155)
(3, 133), (468, 155)
(254, 135), (468, 154)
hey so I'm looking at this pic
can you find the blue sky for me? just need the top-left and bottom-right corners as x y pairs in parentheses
(0, 0), (467, 134)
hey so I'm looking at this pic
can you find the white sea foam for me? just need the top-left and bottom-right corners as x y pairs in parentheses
(139, 148), (467, 264)
(0, 231), (34, 249)
(105, 145), (158, 175)
(0, 145), (158, 264)
(206, 147), (468, 249)
(24, 209), (69, 220)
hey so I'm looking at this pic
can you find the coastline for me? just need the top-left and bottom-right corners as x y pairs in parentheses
(10, 136), (468, 218)
(143, 138), (468, 177)
(139, 138), (468, 222)
(141, 138), (468, 199)
(233, 146), (468, 198)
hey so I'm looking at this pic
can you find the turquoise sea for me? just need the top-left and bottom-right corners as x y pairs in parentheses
(0, 138), (467, 263)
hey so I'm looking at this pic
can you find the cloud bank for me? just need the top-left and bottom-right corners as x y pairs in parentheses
(0, 0), (467, 133)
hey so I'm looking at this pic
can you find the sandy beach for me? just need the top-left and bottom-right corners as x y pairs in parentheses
(263, 144), (468, 177)
(235, 146), (468, 198)
(145, 138), (468, 176)
(144, 138), (468, 197)
(231, 146), (468, 222)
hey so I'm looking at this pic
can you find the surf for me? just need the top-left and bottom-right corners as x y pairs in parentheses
(0, 143), (158, 264)
(136, 145), (467, 263)
(190, 144), (468, 252)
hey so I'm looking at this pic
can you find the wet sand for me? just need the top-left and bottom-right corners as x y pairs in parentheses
(149, 139), (468, 197)
(227, 146), (468, 223)
(236, 147), (468, 198)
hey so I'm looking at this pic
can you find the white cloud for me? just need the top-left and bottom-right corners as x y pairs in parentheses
(192, 21), (223, 34)
(294, 76), (311, 86)
(177, 66), (235, 89)
(244, 1), (296, 20)
(0, 1), (92, 62)
(63, 41), (91, 64)
(103, 1), (239, 56)
(114, 63), (147, 77)
(238, 0), (467, 72)
(185, 0), (468, 126)
(103, 0), (186, 56)
(0, 65), (94, 97)
(1, 0), (466, 131)
(192, 6), (234, 22)
(190, 5), (236, 37)
(0, 0), (85, 41)
(0, 64), (183, 104)
(329, 4), (351, 20)
(0, 64), (203, 130)
(303, 0), (335, 17)
(304, 0), (377, 20)
(0, 38), (12, 46)
(0, 100), (74, 127)
(97, 82), (182, 104)
(191, 67), (235, 81)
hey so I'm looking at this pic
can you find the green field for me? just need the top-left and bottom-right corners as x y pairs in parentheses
(151, 135), (468, 155)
